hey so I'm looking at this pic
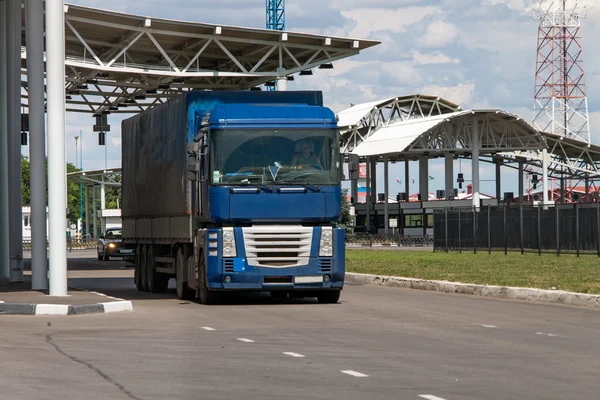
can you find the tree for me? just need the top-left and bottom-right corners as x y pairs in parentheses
(21, 156), (83, 225)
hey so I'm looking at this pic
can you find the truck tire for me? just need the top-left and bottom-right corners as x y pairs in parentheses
(317, 290), (341, 304)
(134, 245), (143, 291)
(176, 247), (195, 300)
(147, 245), (169, 294)
(140, 246), (149, 292)
(198, 250), (220, 305)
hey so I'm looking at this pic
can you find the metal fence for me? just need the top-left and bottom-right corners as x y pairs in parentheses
(433, 203), (600, 256)
(346, 233), (433, 247)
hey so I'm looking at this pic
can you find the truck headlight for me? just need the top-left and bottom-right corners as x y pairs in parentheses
(319, 227), (333, 257)
(222, 228), (237, 258)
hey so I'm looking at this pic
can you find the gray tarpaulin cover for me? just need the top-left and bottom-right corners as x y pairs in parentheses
(122, 91), (323, 218)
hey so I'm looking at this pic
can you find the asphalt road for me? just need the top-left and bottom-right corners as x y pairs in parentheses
(2, 252), (599, 400)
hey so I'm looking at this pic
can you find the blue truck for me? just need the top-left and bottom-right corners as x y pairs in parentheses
(121, 91), (345, 304)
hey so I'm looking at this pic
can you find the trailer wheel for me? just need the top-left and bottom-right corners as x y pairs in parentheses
(140, 246), (149, 292)
(198, 250), (220, 305)
(134, 245), (143, 291)
(176, 247), (195, 300)
(316, 290), (341, 304)
(146, 245), (169, 293)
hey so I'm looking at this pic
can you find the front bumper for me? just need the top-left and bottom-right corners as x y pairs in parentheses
(208, 259), (344, 291)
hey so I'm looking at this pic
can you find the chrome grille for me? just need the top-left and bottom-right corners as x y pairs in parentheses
(243, 225), (313, 268)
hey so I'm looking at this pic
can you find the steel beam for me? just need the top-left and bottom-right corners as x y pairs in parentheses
(419, 156), (428, 201)
(46, 0), (68, 296)
(384, 157), (389, 234)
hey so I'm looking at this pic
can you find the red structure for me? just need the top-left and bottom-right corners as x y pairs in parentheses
(533, 0), (590, 143)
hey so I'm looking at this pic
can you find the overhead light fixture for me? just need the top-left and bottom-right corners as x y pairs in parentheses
(146, 88), (157, 94)
(264, 81), (276, 87)
(158, 84), (170, 90)
(77, 83), (89, 90)
(124, 98), (136, 104)
(96, 72), (109, 78)
(86, 79), (98, 84)
(109, 106), (118, 111)
(117, 103), (128, 108)
(299, 70), (313, 76)
(67, 89), (80, 95)
(65, 95), (72, 100)
(101, 110), (111, 115)
(172, 77), (184, 84)
(134, 94), (146, 100)
(319, 63), (333, 69)
(287, 75), (295, 81)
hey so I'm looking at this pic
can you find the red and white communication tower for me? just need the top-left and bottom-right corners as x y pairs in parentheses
(533, 0), (590, 143)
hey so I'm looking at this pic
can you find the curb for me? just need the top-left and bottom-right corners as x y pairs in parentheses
(0, 300), (133, 315)
(345, 272), (600, 308)
(0, 289), (133, 316)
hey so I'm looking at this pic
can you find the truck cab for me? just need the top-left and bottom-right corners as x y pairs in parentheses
(187, 103), (345, 303)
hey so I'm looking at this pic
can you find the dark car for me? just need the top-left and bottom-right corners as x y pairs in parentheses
(97, 227), (130, 261)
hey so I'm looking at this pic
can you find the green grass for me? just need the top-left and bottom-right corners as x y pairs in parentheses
(346, 250), (600, 294)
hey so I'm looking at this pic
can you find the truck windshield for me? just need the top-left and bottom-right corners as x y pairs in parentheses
(210, 128), (340, 186)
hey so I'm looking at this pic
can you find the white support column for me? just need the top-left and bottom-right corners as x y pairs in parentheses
(7, 0), (23, 282)
(419, 156), (428, 201)
(26, 0), (48, 290)
(472, 120), (480, 209)
(276, 77), (287, 91)
(542, 148), (549, 205)
(0, 0), (10, 280)
(100, 180), (106, 232)
(85, 186), (89, 237)
(92, 186), (97, 239)
(404, 159), (409, 199)
(365, 158), (371, 229)
(46, 0), (68, 296)
(384, 157), (389, 234)
(495, 158), (502, 203)
(445, 153), (453, 200)
(518, 160), (524, 203)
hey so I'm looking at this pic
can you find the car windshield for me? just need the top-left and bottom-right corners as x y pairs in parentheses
(105, 229), (122, 239)
(210, 128), (340, 186)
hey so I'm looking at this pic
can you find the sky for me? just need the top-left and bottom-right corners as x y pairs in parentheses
(22, 0), (600, 197)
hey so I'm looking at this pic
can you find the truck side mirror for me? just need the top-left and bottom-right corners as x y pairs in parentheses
(348, 154), (360, 180)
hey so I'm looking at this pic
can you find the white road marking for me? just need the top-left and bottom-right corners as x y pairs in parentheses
(419, 395), (448, 400)
(341, 370), (369, 378)
(283, 352), (306, 358)
(536, 332), (561, 337)
(237, 338), (255, 343)
(475, 324), (497, 328)
(201, 327), (215, 331)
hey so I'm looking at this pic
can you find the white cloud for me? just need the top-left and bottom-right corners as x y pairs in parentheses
(421, 20), (459, 48)
(341, 6), (439, 37)
(411, 51), (460, 65)
(380, 62), (424, 85)
(419, 82), (476, 106)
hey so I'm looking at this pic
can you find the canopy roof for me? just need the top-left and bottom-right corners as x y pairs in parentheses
(349, 109), (546, 158)
(20, 3), (379, 114)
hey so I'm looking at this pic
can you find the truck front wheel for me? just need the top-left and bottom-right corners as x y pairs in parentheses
(317, 290), (341, 304)
(198, 251), (220, 305)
